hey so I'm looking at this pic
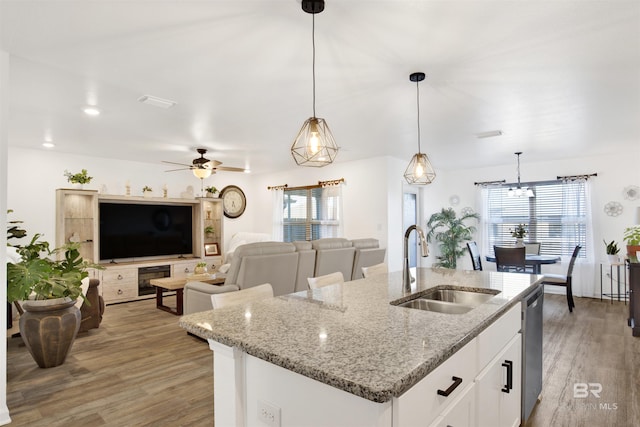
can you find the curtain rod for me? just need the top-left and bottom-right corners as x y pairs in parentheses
(557, 173), (597, 182)
(267, 184), (288, 190)
(474, 180), (506, 187)
(319, 178), (345, 187)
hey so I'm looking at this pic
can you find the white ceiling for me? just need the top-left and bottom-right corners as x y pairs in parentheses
(2, 0), (639, 175)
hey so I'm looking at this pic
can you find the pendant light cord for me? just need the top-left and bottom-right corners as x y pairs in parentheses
(312, 12), (316, 118)
(516, 153), (522, 186)
(416, 80), (422, 154)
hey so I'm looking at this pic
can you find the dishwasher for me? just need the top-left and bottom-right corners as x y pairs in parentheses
(522, 284), (544, 423)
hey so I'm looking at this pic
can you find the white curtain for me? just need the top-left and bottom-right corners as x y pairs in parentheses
(271, 188), (284, 241)
(319, 183), (344, 238)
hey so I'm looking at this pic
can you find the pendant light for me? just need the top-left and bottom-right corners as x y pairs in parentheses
(291, 0), (339, 167)
(404, 72), (436, 185)
(508, 151), (534, 197)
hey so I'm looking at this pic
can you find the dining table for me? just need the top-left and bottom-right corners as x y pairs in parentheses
(485, 254), (561, 274)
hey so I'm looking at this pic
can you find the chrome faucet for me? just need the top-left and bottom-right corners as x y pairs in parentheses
(403, 225), (429, 292)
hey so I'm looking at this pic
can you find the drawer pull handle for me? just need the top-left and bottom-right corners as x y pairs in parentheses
(184, 267), (190, 273)
(437, 376), (462, 397)
(117, 274), (123, 280)
(501, 360), (513, 393)
(117, 289), (123, 295)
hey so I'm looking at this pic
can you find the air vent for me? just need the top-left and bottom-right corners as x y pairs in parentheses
(137, 95), (177, 109)
(475, 130), (503, 139)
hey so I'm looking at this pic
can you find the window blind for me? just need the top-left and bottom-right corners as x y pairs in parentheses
(485, 180), (587, 258)
(283, 186), (341, 242)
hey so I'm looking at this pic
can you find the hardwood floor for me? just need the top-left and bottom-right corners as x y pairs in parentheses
(5, 294), (639, 426)
(6, 296), (213, 426)
(526, 294), (640, 427)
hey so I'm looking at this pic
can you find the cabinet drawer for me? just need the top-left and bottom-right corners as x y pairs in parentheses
(102, 282), (138, 302)
(173, 261), (200, 278)
(477, 303), (521, 370)
(393, 338), (477, 427)
(102, 268), (137, 284)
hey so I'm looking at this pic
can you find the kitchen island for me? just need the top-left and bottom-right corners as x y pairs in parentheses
(180, 268), (543, 426)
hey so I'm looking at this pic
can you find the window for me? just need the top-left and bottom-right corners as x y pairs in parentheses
(282, 185), (341, 242)
(484, 180), (588, 258)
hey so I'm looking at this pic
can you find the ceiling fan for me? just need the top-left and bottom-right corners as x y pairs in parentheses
(163, 148), (244, 178)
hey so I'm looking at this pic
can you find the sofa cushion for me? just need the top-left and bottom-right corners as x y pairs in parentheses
(311, 238), (353, 250)
(351, 238), (379, 249)
(225, 242), (295, 286)
(183, 281), (240, 314)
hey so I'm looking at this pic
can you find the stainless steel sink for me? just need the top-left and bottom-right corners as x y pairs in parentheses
(394, 288), (500, 314)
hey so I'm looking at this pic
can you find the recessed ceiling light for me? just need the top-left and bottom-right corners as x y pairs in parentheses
(137, 95), (177, 109)
(475, 130), (503, 139)
(42, 142), (55, 148)
(83, 106), (101, 116)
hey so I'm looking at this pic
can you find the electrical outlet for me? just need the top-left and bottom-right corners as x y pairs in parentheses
(257, 400), (281, 427)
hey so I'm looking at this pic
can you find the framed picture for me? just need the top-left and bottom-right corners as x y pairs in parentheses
(204, 243), (219, 256)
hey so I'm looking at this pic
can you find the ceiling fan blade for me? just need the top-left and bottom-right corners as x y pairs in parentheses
(162, 160), (193, 167)
(216, 166), (245, 172)
(164, 168), (191, 172)
(206, 159), (222, 167)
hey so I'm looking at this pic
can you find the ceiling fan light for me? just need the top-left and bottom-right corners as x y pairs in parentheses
(291, 117), (338, 167)
(192, 168), (212, 179)
(404, 153), (436, 185)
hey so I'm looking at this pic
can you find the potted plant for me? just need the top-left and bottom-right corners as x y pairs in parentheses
(204, 225), (215, 237)
(204, 186), (218, 198)
(7, 215), (101, 368)
(142, 185), (153, 197)
(623, 226), (640, 257)
(603, 239), (620, 264)
(510, 224), (527, 247)
(426, 207), (480, 269)
(194, 261), (208, 275)
(64, 169), (93, 188)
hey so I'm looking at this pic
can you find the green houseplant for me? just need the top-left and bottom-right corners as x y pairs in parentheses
(64, 169), (93, 185)
(510, 224), (527, 239)
(603, 239), (620, 263)
(426, 208), (480, 269)
(204, 186), (218, 197)
(204, 225), (215, 236)
(623, 226), (640, 257)
(7, 214), (100, 368)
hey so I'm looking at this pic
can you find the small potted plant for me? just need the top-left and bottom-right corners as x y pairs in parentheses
(64, 169), (93, 188)
(603, 239), (620, 264)
(510, 224), (527, 247)
(194, 261), (208, 275)
(204, 186), (218, 198)
(142, 186), (153, 198)
(204, 225), (215, 237)
(623, 226), (640, 257)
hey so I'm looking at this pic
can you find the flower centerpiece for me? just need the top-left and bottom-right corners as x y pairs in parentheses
(510, 224), (527, 246)
(194, 261), (208, 275)
(64, 169), (93, 188)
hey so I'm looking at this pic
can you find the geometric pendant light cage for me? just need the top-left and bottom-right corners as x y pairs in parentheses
(404, 72), (436, 185)
(290, 0), (339, 167)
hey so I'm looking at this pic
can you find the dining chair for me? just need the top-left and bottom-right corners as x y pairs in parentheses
(307, 272), (345, 289)
(541, 245), (581, 312)
(466, 241), (483, 271)
(210, 283), (273, 309)
(362, 263), (388, 278)
(494, 246), (526, 273)
(524, 242), (541, 255)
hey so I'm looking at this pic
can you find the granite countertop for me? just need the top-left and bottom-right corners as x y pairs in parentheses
(179, 267), (542, 403)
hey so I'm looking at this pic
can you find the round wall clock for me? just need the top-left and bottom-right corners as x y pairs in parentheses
(220, 185), (246, 218)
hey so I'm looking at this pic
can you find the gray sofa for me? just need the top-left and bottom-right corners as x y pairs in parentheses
(182, 238), (386, 314)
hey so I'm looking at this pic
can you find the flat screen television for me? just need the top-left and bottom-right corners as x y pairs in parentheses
(99, 202), (193, 261)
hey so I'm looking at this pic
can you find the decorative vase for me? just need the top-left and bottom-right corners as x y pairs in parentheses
(71, 183), (84, 190)
(19, 297), (81, 368)
(194, 265), (208, 275)
(143, 191), (152, 198)
(515, 238), (524, 247)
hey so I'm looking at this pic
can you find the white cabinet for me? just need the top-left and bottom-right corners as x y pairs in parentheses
(476, 334), (522, 427)
(429, 383), (476, 427)
(101, 266), (138, 303)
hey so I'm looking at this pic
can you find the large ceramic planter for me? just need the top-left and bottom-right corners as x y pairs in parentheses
(627, 245), (640, 258)
(19, 297), (81, 368)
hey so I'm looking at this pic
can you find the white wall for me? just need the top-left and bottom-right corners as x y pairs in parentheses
(0, 50), (10, 426)
(426, 151), (640, 296)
